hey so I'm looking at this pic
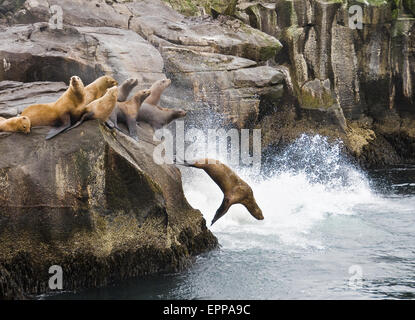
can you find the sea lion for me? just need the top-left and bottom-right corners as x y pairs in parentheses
(0, 116), (31, 133)
(21, 76), (86, 138)
(84, 75), (118, 106)
(143, 78), (172, 107)
(62, 86), (119, 134)
(137, 103), (187, 130)
(180, 158), (264, 225)
(117, 78), (138, 102)
(109, 89), (151, 141)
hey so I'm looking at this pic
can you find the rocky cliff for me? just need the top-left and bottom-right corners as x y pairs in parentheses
(160, 0), (415, 167)
(0, 121), (217, 299)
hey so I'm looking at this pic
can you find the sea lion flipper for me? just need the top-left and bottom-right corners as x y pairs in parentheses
(105, 119), (115, 129)
(211, 198), (231, 226)
(45, 114), (72, 140)
(65, 112), (94, 134)
(126, 116), (139, 141)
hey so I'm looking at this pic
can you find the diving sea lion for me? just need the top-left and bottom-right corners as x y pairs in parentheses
(63, 86), (119, 134)
(109, 89), (151, 141)
(0, 116), (31, 133)
(143, 78), (172, 107)
(117, 78), (139, 102)
(21, 76), (86, 138)
(137, 103), (187, 130)
(180, 158), (264, 225)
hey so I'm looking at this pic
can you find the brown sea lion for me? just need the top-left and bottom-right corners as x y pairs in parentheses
(63, 86), (119, 134)
(137, 103), (187, 130)
(117, 78), (139, 102)
(180, 158), (264, 225)
(143, 78), (171, 107)
(109, 89), (151, 141)
(0, 116), (31, 133)
(21, 76), (86, 139)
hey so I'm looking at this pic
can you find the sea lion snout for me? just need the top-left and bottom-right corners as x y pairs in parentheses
(129, 78), (139, 86)
(143, 89), (151, 98)
(70, 76), (84, 88)
(174, 109), (187, 118)
(255, 210), (264, 220)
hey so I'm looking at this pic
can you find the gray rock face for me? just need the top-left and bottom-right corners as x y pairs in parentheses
(0, 81), (66, 117)
(161, 46), (284, 127)
(0, 120), (217, 299)
(0, 23), (165, 91)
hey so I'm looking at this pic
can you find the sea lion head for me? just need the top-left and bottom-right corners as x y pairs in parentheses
(102, 75), (118, 88)
(70, 76), (85, 90)
(172, 108), (187, 119)
(242, 193), (264, 221)
(14, 116), (31, 133)
(125, 78), (139, 87)
(134, 89), (152, 104)
(152, 78), (171, 91)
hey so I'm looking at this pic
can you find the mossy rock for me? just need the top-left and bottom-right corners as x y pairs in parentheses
(162, 0), (235, 16)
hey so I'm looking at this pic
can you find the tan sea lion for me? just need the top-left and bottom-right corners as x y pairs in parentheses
(69, 75), (118, 121)
(84, 75), (118, 106)
(137, 103), (187, 130)
(0, 116), (31, 133)
(117, 78), (139, 102)
(180, 158), (264, 225)
(136, 78), (186, 129)
(143, 78), (171, 107)
(63, 86), (119, 134)
(21, 76), (86, 139)
(109, 89), (151, 141)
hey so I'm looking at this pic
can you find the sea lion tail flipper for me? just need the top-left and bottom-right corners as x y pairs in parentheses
(211, 198), (231, 226)
(45, 114), (72, 140)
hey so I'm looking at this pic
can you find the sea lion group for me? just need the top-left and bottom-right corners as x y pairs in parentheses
(1, 75), (186, 141)
(1, 74), (263, 226)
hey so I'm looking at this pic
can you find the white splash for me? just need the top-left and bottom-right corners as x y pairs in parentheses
(181, 134), (379, 250)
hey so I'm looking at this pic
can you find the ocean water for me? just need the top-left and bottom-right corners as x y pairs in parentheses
(46, 135), (415, 300)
